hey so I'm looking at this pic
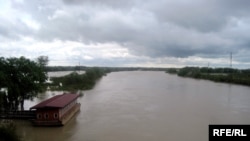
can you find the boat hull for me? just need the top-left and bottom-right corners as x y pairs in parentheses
(31, 103), (81, 126)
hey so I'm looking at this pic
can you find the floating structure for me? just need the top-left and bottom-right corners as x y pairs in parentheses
(30, 93), (80, 126)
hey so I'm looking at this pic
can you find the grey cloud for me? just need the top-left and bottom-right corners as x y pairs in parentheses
(2, 0), (250, 67)
(0, 17), (33, 40)
(62, 0), (137, 9)
(146, 0), (250, 32)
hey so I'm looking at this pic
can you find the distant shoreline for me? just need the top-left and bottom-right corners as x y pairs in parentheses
(166, 67), (250, 87)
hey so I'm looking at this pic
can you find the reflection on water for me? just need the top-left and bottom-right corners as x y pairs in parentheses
(16, 112), (79, 141)
(17, 71), (250, 141)
(48, 71), (85, 77)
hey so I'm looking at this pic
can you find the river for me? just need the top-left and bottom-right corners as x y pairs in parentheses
(16, 71), (250, 141)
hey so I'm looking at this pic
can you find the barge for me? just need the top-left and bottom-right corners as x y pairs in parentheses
(30, 93), (80, 126)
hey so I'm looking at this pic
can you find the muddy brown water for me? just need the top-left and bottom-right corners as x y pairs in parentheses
(16, 71), (250, 141)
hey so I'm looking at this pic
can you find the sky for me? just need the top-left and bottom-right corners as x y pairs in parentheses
(1, 0), (250, 68)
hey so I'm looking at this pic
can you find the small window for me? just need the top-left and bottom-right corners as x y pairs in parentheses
(44, 113), (49, 119)
(37, 114), (42, 119)
(54, 113), (58, 119)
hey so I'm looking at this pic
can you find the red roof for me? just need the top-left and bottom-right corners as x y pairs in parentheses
(30, 93), (79, 109)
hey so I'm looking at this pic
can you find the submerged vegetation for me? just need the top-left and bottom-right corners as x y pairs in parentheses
(49, 67), (109, 91)
(167, 67), (250, 86)
(0, 120), (20, 141)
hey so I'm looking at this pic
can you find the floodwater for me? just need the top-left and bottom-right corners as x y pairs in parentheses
(16, 71), (250, 141)
(48, 71), (85, 77)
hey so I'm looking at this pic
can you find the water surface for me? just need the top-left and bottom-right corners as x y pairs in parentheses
(17, 71), (250, 141)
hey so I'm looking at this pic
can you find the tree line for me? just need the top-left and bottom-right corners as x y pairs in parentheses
(45, 66), (167, 72)
(166, 67), (250, 86)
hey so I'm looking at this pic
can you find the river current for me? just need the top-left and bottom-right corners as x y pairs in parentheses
(16, 71), (250, 141)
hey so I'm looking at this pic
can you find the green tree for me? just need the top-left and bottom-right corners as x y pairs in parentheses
(167, 68), (178, 74)
(0, 57), (8, 111)
(0, 57), (47, 111)
(36, 56), (49, 67)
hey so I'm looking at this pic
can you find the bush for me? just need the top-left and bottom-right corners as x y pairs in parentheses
(50, 67), (107, 91)
(0, 120), (20, 141)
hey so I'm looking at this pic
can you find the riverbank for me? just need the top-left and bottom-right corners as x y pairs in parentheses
(47, 67), (109, 91)
(167, 67), (250, 86)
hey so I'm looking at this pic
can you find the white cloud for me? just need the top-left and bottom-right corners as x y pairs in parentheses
(48, 9), (69, 20)
(21, 14), (41, 30)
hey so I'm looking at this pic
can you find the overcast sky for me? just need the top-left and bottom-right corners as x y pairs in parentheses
(1, 0), (250, 68)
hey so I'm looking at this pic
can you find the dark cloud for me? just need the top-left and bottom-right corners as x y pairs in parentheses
(1, 0), (250, 67)
(146, 0), (250, 32)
